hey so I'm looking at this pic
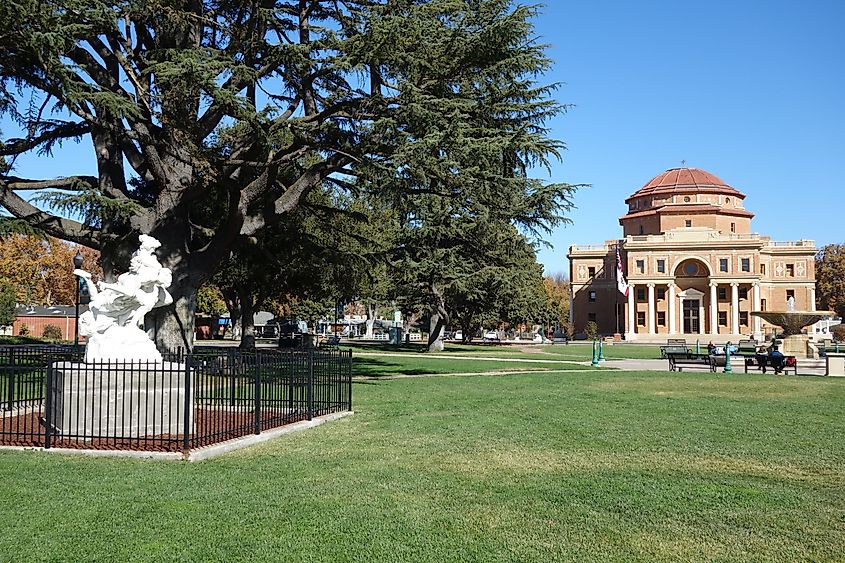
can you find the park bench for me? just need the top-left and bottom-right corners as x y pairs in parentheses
(667, 352), (716, 372)
(322, 335), (341, 350)
(744, 354), (797, 375)
(735, 339), (759, 357)
(660, 338), (689, 358)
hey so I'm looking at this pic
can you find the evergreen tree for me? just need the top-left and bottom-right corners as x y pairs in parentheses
(0, 0), (576, 350)
(816, 243), (845, 318)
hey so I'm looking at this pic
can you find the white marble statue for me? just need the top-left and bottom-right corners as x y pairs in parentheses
(74, 235), (173, 362)
(787, 295), (796, 312)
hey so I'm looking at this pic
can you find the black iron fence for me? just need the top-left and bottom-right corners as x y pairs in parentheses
(0, 345), (352, 452)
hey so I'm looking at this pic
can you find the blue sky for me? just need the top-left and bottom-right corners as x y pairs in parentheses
(2, 1), (842, 277)
(532, 0), (844, 275)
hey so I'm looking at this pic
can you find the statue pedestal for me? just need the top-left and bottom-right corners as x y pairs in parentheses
(825, 353), (845, 376)
(48, 362), (193, 439)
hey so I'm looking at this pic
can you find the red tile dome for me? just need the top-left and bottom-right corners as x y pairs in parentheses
(626, 167), (745, 203)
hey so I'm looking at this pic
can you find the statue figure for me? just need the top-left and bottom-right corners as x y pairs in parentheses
(787, 295), (796, 312)
(74, 235), (173, 362)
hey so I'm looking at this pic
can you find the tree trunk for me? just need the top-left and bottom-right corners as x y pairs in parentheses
(426, 284), (448, 352)
(150, 290), (197, 355)
(239, 285), (256, 349)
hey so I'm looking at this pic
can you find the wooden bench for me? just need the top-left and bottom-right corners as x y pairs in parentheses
(667, 353), (716, 372)
(660, 344), (689, 358)
(735, 339), (759, 357)
(322, 335), (341, 350)
(744, 355), (797, 375)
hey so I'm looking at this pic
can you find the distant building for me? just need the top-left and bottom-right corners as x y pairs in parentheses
(568, 167), (817, 342)
(12, 304), (88, 341)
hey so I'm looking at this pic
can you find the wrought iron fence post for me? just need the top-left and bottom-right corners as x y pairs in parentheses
(182, 357), (192, 452)
(254, 352), (262, 435)
(4, 365), (13, 413)
(346, 350), (352, 411)
(307, 348), (314, 421)
(44, 363), (53, 449)
(229, 348), (236, 407)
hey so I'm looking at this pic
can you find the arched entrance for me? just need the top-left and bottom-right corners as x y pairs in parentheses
(673, 259), (711, 335)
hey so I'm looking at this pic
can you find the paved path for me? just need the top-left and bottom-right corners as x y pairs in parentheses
(604, 357), (829, 376)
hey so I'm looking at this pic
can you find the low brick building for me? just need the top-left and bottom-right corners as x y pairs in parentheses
(11, 305), (88, 341)
(568, 167), (817, 342)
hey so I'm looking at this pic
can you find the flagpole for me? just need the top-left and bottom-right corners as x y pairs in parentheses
(615, 241), (620, 335)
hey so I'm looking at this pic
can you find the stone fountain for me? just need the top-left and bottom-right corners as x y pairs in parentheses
(751, 297), (834, 358)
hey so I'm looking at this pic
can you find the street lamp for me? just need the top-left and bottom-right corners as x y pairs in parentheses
(73, 251), (84, 347)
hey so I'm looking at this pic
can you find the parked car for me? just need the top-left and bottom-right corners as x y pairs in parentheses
(483, 331), (499, 342)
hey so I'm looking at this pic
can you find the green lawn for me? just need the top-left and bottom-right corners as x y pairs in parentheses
(1, 368), (842, 561)
(353, 353), (593, 377)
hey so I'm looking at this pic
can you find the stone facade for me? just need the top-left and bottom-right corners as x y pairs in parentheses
(568, 168), (817, 342)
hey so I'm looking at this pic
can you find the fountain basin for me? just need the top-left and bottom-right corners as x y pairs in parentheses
(751, 311), (834, 336)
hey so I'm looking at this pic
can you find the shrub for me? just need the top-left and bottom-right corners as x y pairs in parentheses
(42, 324), (63, 340)
(18, 323), (29, 336)
(585, 321), (598, 340)
(832, 324), (845, 343)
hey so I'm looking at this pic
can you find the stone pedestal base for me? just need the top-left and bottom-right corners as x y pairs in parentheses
(781, 335), (812, 359)
(48, 362), (193, 438)
(826, 353), (845, 376)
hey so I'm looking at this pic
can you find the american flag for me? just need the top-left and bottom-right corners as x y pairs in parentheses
(616, 244), (628, 296)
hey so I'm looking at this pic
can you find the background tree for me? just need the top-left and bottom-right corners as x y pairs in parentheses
(816, 243), (845, 318)
(543, 272), (571, 335)
(0, 0), (572, 351)
(0, 285), (15, 327)
(0, 234), (99, 305)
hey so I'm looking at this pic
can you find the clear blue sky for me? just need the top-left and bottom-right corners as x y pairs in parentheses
(3, 1), (843, 277)
(531, 0), (843, 275)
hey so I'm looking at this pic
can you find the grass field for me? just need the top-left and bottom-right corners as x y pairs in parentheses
(346, 341), (664, 361)
(1, 365), (842, 561)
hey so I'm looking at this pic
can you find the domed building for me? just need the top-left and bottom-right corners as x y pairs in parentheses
(568, 167), (817, 342)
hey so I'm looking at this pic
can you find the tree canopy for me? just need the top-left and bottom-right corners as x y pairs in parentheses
(0, 0), (576, 349)
(816, 243), (845, 318)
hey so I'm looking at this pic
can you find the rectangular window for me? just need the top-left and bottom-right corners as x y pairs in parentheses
(636, 260), (645, 274)
(731, 222), (736, 233)
(685, 219), (692, 227)
(637, 312), (645, 326)
(657, 311), (666, 326)
(760, 264), (766, 275)
(739, 287), (748, 300)
(637, 288), (645, 301)
(741, 258), (750, 272)
(786, 264), (795, 277)
(786, 289), (795, 301)
(739, 311), (749, 326)
(656, 288), (665, 300)
(718, 287), (727, 300)
(761, 298), (767, 311)
(588, 312), (596, 322)
(588, 290), (596, 302)
(719, 258), (728, 272)
(656, 259), (665, 273)
(588, 266), (596, 277)
(718, 311), (728, 326)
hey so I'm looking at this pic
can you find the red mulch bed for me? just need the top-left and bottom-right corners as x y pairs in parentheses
(0, 407), (309, 453)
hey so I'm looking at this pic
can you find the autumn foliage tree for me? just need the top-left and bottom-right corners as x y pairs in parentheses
(816, 243), (845, 318)
(0, 234), (100, 305)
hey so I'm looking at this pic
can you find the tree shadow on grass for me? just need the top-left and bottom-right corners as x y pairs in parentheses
(352, 356), (436, 378)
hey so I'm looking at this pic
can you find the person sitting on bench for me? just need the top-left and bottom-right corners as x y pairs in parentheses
(755, 345), (769, 373)
(707, 341), (717, 355)
(768, 346), (786, 374)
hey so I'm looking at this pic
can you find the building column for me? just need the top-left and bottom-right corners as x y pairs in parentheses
(698, 299), (706, 336)
(677, 294), (685, 335)
(709, 282), (718, 335)
(668, 283), (676, 335)
(627, 284), (635, 336)
(752, 282), (762, 339)
(647, 283), (656, 335)
(731, 282), (740, 335)
(810, 287), (816, 312)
